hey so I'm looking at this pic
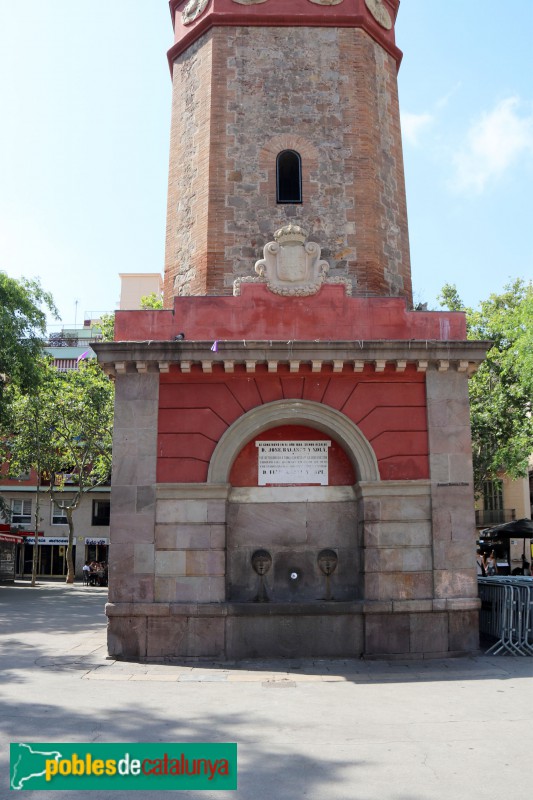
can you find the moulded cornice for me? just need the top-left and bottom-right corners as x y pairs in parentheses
(93, 339), (490, 378)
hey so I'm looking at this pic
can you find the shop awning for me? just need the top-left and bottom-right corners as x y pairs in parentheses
(481, 518), (533, 538)
(0, 533), (25, 544)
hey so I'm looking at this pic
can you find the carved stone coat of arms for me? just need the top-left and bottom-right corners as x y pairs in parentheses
(234, 224), (352, 297)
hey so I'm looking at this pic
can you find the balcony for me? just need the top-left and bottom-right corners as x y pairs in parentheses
(475, 509), (516, 527)
(46, 334), (103, 348)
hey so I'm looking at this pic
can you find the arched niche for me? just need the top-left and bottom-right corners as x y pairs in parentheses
(208, 400), (379, 603)
(207, 399), (380, 485)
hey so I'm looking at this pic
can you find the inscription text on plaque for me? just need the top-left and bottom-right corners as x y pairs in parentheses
(256, 441), (331, 485)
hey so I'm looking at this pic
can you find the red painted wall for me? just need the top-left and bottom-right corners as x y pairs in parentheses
(157, 363), (428, 483)
(116, 286), (466, 343)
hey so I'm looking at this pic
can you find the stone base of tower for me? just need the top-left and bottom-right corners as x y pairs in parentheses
(105, 604), (480, 661)
(94, 286), (487, 663)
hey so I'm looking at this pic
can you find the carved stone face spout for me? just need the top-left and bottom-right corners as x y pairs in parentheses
(251, 549), (273, 576)
(317, 549), (338, 577)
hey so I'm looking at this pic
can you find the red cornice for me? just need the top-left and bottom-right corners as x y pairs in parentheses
(166, 11), (403, 75)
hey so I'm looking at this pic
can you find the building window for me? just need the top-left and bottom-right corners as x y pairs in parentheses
(51, 503), (68, 525)
(276, 150), (302, 204)
(483, 480), (503, 512)
(14, 471), (30, 481)
(11, 499), (32, 524)
(92, 500), (110, 527)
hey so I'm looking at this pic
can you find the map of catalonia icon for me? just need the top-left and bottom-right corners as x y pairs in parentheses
(10, 743), (63, 790)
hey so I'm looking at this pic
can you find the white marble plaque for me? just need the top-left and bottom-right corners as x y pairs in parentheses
(256, 441), (331, 485)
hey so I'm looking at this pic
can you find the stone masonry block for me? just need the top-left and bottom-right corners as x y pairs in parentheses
(136, 486), (156, 514)
(207, 500), (227, 524)
(156, 500), (208, 525)
(108, 573), (154, 604)
(429, 454), (452, 484)
(210, 526), (226, 549)
(375, 522), (432, 548)
(427, 397), (472, 429)
(226, 614), (365, 660)
(107, 616), (147, 660)
(365, 614), (409, 656)
(426, 370), (469, 411)
(365, 572), (433, 601)
(176, 525), (214, 550)
(306, 503), (358, 547)
(448, 610), (480, 652)
(108, 542), (134, 572)
(362, 500), (381, 522)
(155, 550), (186, 577)
(410, 612), (448, 654)
(228, 503), (307, 547)
(433, 539), (476, 571)
(110, 486), (137, 515)
(392, 600), (433, 613)
(379, 495), (431, 522)
(174, 577), (226, 603)
(448, 453), (475, 484)
(114, 372), (158, 403)
(146, 616), (188, 658)
(155, 577), (178, 603)
(365, 547), (432, 573)
(434, 569), (478, 600)
(429, 426), (472, 456)
(109, 513), (155, 544)
(112, 448), (157, 487)
(186, 550), (225, 577)
(134, 544), (155, 574)
(188, 617), (226, 658)
(155, 525), (179, 550)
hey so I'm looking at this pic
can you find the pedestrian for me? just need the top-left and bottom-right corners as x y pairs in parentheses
(82, 561), (91, 586)
(486, 550), (498, 576)
(476, 549), (486, 577)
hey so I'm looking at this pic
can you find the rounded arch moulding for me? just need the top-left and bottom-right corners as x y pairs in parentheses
(207, 399), (380, 484)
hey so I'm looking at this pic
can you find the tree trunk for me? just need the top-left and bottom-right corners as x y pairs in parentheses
(65, 507), (75, 584)
(31, 486), (42, 587)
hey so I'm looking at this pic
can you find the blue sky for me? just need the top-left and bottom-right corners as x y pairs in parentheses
(1, 1), (532, 327)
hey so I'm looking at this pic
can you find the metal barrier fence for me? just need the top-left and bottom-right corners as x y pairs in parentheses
(478, 577), (533, 656)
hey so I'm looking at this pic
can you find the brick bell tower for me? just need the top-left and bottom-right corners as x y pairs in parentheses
(95, 0), (487, 662)
(164, 0), (412, 302)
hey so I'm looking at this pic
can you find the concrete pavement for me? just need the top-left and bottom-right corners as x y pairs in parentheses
(1, 581), (532, 800)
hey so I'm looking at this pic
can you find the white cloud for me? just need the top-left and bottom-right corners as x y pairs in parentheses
(450, 97), (533, 194)
(401, 111), (434, 146)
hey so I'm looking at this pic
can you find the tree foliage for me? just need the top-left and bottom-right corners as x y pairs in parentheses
(439, 279), (533, 494)
(1, 360), (114, 583)
(140, 292), (164, 310)
(98, 313), (115, 342)
(0, 274), (58, 405)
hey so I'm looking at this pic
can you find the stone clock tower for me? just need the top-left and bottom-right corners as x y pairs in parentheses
(164, 0), (412, 302)
(95, 1), (487, 661)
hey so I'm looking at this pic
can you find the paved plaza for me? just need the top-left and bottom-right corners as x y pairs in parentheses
(0, 581), (532, 799)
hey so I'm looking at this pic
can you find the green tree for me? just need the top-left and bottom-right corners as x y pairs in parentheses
(439, 279), (533, 494)
(140, 292), (164, 310)
(0, 274), (58, 407)
(2, 360), (114, 584)
(98, 313), (115, 342)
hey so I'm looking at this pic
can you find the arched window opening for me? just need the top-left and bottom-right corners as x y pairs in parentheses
(276, 150), (302, 204)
